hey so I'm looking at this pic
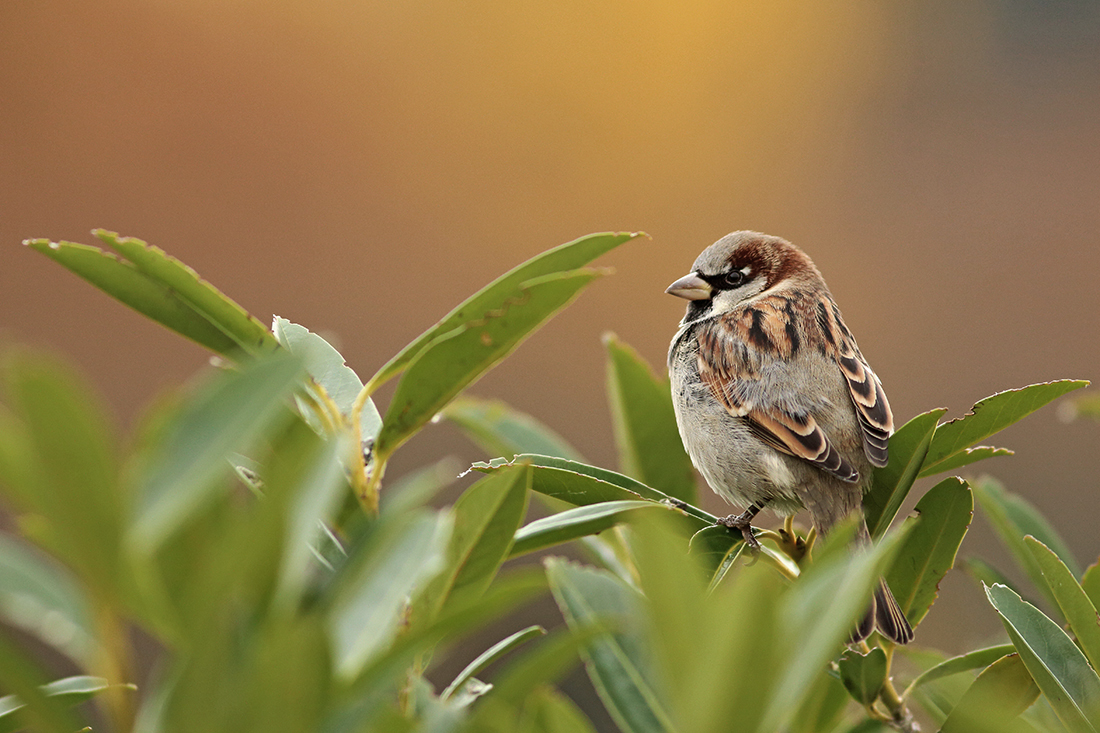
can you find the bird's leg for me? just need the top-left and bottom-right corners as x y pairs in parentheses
(717, 501), (769, 551)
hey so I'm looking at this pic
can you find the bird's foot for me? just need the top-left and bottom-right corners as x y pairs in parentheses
(717, 511), (761, 552)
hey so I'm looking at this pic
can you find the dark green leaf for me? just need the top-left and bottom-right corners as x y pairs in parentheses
(975, 476), (1079, 609)
(442, 396), (584, 462)
(838, 647), (887, 705)
(864, 409), (945, 539)
(374, 269), (606, 463)
(25, 238), (242, 355)
(426, 464), (530, 616)
(940, 653), (1040, 733)
(904, 644), (1016, 693)
(0, 534), (96, 666)
(603, 333), (696, 504)
(686, 525), (745, 588)
(128, 353), (303, 553)
(441, 625), (547, 701)
(510, 500), (666, 558)
(1025, 537), (1100, 674)
(922, 380), (1088, 476)
(95, 230), (278, 355)
(885, 477), (973, 627)
(370, 232), (640, 388)
(918, 446), (1013, 478)
(986, 583), (1100, 732)
(546, 558), (677, 733)
(272, 317), (382, 440)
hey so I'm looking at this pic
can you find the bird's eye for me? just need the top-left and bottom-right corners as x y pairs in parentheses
(722, 271), (746, 288)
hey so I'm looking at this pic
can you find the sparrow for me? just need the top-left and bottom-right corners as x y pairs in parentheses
(666, 231), (912, 644)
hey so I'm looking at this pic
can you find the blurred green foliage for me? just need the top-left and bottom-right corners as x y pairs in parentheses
(0, 231), (1093, 731)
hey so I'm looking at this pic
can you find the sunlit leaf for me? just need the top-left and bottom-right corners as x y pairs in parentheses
(1025, 537), (1100, 674)
(442, 396), (583, 462)
(441, 625), (546, 701)
(510, 500), (666, 558)
(370, 232), (641, 388)
(904, 644), (1016, 693)
(922, 380), (1088, 476)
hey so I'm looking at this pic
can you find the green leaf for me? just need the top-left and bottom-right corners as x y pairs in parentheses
(922, 380), (1088, 476)
(788, 672), (850, 733)
(940, 653), (1040, 733)
(510, 501), (668, 558)
(0, 634), (83, 733)
(918, 446), (1014, 477)
(603, 333), (696, 504)
(837, 647), (887, 705)
(864, 409), (945, 539)
(986, 583), (1100, 732)
(427, 464), (530, 616)
(128, 353), (304, 553)
(473, 454), (716, 527)
(0, 350), (124, 598)
(94, 230), (278, 355)
(975, 476), (1080, 609)
(961, 557), (1021, 598)
(762, 527), (909, 732)
(904, 644), (1016, 693)
(369, 231), (640, 389)
(884, 477), (973, 627)
(327, 510), (452, 681)
(686, 525), (745, 588)
(545, 558), (677, 733)
(517, 687), (598, 733)
(0, 534), (96, 666)
(272, 317), (382, 441)
(1025, 537), (1100, 674)
(1084, 560), (1100, 611)
(374, 269), (607, 464)
(442, 396), (584, 462)
(25, 238), (242, 355)
(441, 625), (547, 701)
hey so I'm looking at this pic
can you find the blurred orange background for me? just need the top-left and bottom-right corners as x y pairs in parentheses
(2, 0), (1099, 696)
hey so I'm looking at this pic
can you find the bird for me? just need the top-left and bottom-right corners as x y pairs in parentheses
(666, 230), (912, 644)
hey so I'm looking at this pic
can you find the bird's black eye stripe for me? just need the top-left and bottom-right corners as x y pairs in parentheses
(700, 270), (748, 290)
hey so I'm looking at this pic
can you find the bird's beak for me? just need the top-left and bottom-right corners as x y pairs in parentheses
(665, 273), (712, 301)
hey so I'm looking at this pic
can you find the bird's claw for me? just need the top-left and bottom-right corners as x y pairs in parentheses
(717, 512), (761, 552)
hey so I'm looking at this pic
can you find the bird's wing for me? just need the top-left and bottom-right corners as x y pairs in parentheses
(696, 299), (860, 483)
(815, 298), (893, 467)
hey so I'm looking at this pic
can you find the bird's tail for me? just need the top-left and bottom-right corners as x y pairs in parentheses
(852, 578), (913, 645)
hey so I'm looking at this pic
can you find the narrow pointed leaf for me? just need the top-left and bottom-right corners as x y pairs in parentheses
(838, 647), (887, 705)
(25, 238), (242, 355)
(0, 634), (83, 733)
(370, 231), (640, 388)
(546, 559), (677, 733)
(428, 464), (530, 615)
(128, 353), (303, 552)
(272, 317), (382, 440)
(510, 500), (668, 558)
(374, 269), (606, 463)
(1025, 537), (1100, 674)
(918, 445), (1013, 477)
(95, 230), (277, 354)
(864, 409), (945, 539)
(442, 396), (584, 461)
(986, 583), (1100, 732)
(1084, 561), (1100, 611)
(940, 653), (1040, 733)
(885, 477), (973, 627)
(975, 476), (1079, 609)
(604, 333), (696, 503)
(442, 625), (547, 701)
(905, 644), (1015, 692)
(922, 380), (1088, 475)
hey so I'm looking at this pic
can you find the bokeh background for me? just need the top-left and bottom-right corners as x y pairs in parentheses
(3, 0), (1099, 719)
